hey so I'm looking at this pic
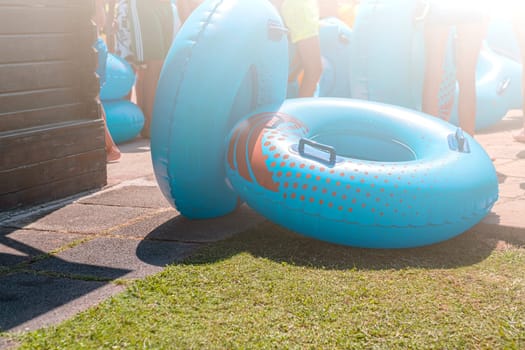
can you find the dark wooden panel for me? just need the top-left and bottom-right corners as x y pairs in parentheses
(0, 61), (78, 94)
(0, 149), (106, 194)
(0, 170), (107, 211)
(0, 119), (105, 171)
(0, 33), (77, 63)
(0, 88), (79, 115)
(0, 3), (92, 35)
(0, 103), (85, 132)
(0, 0), (84, 7)
(0, 0), (106, 211)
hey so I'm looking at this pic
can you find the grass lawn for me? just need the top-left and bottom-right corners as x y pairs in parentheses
(11, 221), (525, 349)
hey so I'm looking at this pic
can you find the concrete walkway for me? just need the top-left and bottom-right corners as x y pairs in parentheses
(0, 110), (524, 344)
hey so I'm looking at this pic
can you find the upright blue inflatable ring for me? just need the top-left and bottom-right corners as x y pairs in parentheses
(226, 98), (499, 248)
(151, 0), (289, 219)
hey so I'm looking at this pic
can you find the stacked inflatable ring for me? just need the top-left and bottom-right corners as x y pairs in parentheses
(152, 0), (499, 248)
(95, 38), (144, 144)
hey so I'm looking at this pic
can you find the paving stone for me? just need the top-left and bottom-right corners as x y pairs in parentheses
(495, 159), (525, 178)
(484, 198), (525, 229)
(109, 209), (179, 239)
(106, 140), (152, 186)
(0, 272), (124, 332)
(0, 227), (84, 268)
(141, 204), (267, 243)
(0, 337), (19, 349)
(31, 237), (197, 279)
(497, 175), (525, 199)
(79, 185), (171, 209)
(5, 204), (157, 235)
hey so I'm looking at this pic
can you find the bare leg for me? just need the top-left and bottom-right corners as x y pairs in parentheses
(101, 103), (121, 162)
(513, 15), (525, 142)
(135, 65), (145, 116)
(455, 21), (487, 136)
(139, 59), (163, 138)
(422, 25), (450, 119)
(295, 36), (322, 98)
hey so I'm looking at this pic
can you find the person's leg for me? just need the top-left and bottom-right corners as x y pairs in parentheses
(101, 103), (121, 162)
(512, 13), (525, 142)
(422, 24), (450, 119)
(139, 59), (163, 138)
(454, 21), (487, 136)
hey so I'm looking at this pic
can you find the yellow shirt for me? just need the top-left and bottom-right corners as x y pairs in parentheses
(280, 0), (319, 44)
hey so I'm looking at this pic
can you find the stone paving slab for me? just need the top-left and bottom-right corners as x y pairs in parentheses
(0, 227), (84, 268)
(482, 197), (525, 228)
(0, 338), (18, 350)
(497, 176), (525, 199)
(106, 139), (152, 186)
(3, 203), (157, 235)
(31, 237), (198, 279)
(110, 204), (267, 243)
(495, 158), (525, 178)
(0, 272), (125, 333)
(79, 185), (171, 209)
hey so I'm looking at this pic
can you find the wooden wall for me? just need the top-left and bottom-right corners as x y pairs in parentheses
(0, 0), (107, 211)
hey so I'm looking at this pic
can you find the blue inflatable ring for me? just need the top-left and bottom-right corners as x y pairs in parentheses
(100, 53), (136, 101)
(318, 17), (353, 98)
(103, 100), (145, 144)
(226, 98), (498, 248)
(151, 0), (289, 219)
(449, 46), (523, 130)
(286, 17), (353, 99)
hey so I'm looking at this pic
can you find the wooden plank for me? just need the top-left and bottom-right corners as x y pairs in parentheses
(0, 103), (86, 132)
(0, 4), (91, 35)
(0, 88), (79, 115)
(0, 170), (107, 211)
(0, 33), (77, 64)
(0, 0), (85, 7)
(0, 149), (106, 194)
(0, 0), (104, 211)
(0, 119), (105, 171)
(0, 61), (78, 94)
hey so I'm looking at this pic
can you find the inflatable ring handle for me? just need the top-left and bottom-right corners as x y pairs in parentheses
(497, 77), (511, 96)
(267, 19), (288, 41)
(298, 138), (337, 166)
(414, 0), (430, 22)
(448, 128), (471, 153)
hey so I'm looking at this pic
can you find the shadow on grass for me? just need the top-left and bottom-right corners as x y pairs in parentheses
(139, 215), (524, 271)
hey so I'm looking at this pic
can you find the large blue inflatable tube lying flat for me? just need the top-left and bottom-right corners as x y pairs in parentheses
(151, 0), (289, 219)
(226, 98), (498, 248)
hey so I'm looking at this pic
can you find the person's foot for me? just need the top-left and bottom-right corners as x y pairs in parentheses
(513, 129), (525, 143)
(106, 147), (121, 162)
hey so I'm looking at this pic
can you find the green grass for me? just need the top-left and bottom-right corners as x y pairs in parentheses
(14, 222), (525, 349)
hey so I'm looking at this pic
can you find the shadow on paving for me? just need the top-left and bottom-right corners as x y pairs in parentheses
(0, 214), (130, 331)
(138, 219), (524, 271)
